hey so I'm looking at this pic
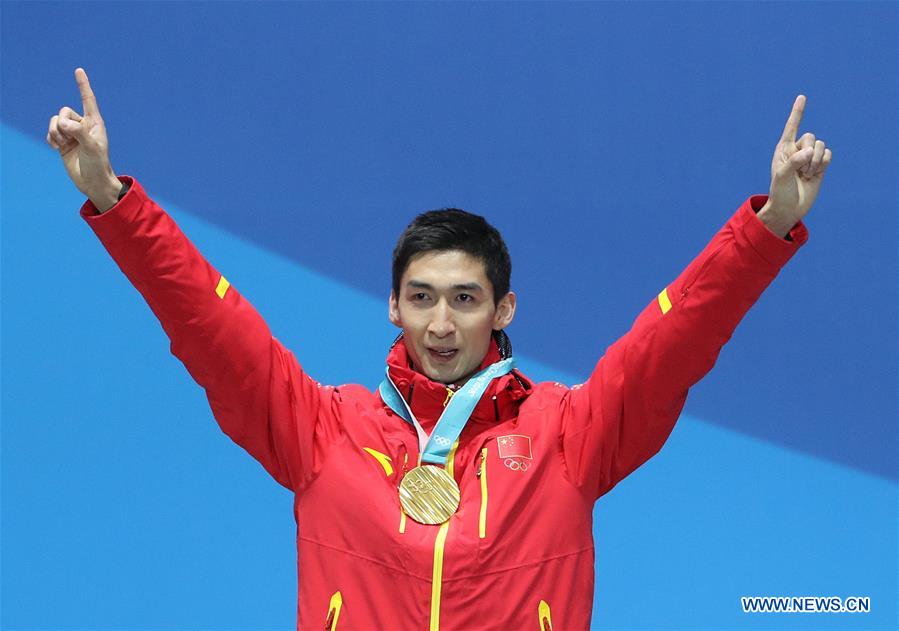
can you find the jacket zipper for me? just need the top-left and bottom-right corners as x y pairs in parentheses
(399, 452), (409, 533)
(477, 447), (488, 538)
(443, 385), (455, 407)
(429, 438), (459, 631)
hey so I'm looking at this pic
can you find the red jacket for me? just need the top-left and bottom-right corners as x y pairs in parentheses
(81, 176), (807, 630)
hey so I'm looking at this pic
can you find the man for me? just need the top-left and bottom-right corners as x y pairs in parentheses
(48, 67), (831, 630)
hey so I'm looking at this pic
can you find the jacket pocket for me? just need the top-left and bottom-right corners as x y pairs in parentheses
(325, 591), (342, 630)
(538, 599), (552, 630)
(478, 446), (489, 538)
(680, 241), (727, 300)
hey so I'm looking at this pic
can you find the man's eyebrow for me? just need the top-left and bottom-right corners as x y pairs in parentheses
(406, 280), (485, 292)
(451, 282), (485, 292)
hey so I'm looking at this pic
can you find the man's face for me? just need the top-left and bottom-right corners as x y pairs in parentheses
(389, 250), (516, 386)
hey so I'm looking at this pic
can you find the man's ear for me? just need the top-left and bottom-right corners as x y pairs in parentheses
(493, 291), (517, 330)
(388, 290), (402, 327)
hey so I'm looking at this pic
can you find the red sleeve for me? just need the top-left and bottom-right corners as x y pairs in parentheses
(80, 176), (343, 493)
(559, 195), (808, 501)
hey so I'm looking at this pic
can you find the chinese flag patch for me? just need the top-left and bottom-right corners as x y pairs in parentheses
(496, 434), (532, 460)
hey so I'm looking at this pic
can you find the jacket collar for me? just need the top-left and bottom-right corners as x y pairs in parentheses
(384, 331), (533, 433)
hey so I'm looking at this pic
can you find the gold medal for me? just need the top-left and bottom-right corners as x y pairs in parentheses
(399, 465), (460, 525)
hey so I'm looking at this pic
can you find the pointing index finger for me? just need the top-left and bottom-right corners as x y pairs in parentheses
(74, 67), (100, 116)
(780, 94), (806, 143)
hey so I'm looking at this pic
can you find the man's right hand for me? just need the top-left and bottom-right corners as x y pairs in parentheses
(46, 67), (121, 212)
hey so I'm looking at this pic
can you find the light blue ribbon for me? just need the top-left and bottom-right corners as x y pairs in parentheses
(379, 357), (516, 466)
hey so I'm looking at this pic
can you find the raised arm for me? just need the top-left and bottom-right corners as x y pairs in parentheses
(559, 95), (833, 501)
(48, 68), (343, 492)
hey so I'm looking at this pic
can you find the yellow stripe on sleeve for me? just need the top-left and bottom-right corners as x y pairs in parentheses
(657, 287), (672, 314)
(215, 275), (231, 299)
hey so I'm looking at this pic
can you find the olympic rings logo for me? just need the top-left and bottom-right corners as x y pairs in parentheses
(405, 478), (433, 494)
(503, 458), (530, 472)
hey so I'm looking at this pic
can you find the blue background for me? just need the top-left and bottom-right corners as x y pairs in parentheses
(2, 1), (896, 629)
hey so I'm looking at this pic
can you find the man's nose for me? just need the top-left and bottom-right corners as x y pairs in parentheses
(427, 301), (455, 337)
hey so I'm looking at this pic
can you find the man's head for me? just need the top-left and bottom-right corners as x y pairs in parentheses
(389, 208), (516, 386)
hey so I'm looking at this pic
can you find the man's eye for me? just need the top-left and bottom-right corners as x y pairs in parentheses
(412, 293), (428, 301)
(458, 294), (473, 303)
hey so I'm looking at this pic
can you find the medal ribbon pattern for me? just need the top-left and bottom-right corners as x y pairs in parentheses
(379, 357), (516, 465)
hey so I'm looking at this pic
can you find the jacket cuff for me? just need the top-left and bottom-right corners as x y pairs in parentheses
(79, 175), (144, 241)
(735, 194), (809, 269)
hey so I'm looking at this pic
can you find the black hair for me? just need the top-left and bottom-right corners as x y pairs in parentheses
(391, 208), (512, 306)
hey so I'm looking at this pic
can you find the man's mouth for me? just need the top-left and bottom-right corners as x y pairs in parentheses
(427, 347), (458, 362)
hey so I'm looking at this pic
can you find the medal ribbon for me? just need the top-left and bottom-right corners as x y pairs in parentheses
(379, 357), (516, 466)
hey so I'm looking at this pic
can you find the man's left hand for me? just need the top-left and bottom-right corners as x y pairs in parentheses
(758, 94), (834, 238)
